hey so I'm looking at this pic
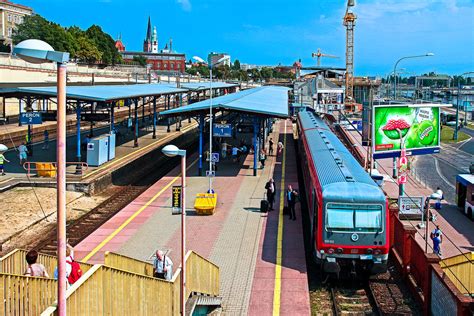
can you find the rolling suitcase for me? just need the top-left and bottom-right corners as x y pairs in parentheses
(260, 199), (269, 213)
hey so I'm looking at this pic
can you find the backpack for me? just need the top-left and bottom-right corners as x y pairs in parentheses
(66, 260), (82, 284)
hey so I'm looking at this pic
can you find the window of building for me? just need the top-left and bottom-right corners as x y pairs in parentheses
(164, 64), (168, 69)
(157, 62), (161, 68)
(170, 63), (174, 69)
(8, 14), (12, 22)
(8, 27), (13, 37)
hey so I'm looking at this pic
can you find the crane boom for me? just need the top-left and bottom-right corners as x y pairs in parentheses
(344, 5), (357, 111)
(311, 48), (339, 66)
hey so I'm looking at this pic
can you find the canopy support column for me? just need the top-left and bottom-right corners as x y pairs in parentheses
(75, 102), (82, 174)
(167, 95), (171, 133)
(18, 99), (22, 126)
(199, 114), (204, 176)
(152, 96), (157, 139)
(110, 101), (115, 133)
(142, 99), (145, 123)
(253, 116), (259, 176)
(177, 94), (182, 131)
(134, 98), (139, 147)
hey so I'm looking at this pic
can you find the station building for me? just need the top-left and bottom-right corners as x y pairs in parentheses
(115, 16), (186, 73)
(0, 0), (33, 47)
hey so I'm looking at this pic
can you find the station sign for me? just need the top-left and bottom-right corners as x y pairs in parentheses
(372, 105), (441, 159)
(172, 186), (182, 214)
(213, 123), (233, 137)
(398, 196), (424, 216)
(19, 112), (42, 125)
(211, 153), (219, 163)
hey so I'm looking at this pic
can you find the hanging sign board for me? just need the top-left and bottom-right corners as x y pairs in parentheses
(19, 112), (42, 124)
(172, 186), (182, 214)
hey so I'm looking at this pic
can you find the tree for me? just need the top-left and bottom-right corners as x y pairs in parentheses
(133, 55), (147, 67)
(85, 25), (122, 65)
(0, 42), (11, 53)
(260, 67), (273, 80)
(233, 59), (241, 70)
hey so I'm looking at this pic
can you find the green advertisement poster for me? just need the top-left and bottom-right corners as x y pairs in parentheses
(373, 106), (440, 156)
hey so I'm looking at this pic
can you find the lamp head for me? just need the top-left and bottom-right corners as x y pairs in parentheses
(192, 56), (205, 64)
(13, 39), (69, 64)
(162, 144), (180, 157)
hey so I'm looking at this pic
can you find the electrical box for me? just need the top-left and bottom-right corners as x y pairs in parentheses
(87, 135), (109, 167)
(107, 133), (116, 160)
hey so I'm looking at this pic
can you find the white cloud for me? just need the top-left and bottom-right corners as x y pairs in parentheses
(177, 0), (192, 12)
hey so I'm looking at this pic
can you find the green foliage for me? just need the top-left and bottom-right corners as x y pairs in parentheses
(133, 55), (148, 67)
(12, 15), (121, 65)
(0, 42), (11, 53)
(232, 59), (241, 70)
(186, 63), (210, 77)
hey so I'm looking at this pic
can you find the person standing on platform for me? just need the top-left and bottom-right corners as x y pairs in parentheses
(431, 225), (443, 255)
(18, 142), (28, 165)
(260, 148), (266, 169)
(0, 152), (9, 176)
(232, 145), (239, 163)
(265, 178), (276, 211)
(434, 187), (444, 210)
(277, 141), (284, 156)
(269, 138), (274, 156)
(286, 184), (299, 220)
(42, 130), (49, 150)
(153, 250), (173, 280)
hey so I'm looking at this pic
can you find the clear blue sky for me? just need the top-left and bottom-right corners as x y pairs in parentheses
(19, 0), (474, 76)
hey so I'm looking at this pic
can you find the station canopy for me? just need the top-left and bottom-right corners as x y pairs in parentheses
(159, 86), (290, 118)
(0, 82), (237, 103)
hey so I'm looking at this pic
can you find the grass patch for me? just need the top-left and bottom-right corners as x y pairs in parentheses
(441, 126), (470, 143)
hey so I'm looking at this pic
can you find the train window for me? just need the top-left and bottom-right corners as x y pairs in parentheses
(326, 203), (383, 232)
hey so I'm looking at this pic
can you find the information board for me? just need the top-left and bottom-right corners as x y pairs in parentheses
(398, 196), (424, 216)
(172, 186), (182, 214)
(213, 123), (233, 137)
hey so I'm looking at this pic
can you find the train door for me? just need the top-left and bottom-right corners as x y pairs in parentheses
(457, 181), (467, 209)
(312, 188), (319, 256)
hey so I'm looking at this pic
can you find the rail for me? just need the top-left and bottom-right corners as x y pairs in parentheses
(0, 249), (93, 277)
(41, 251), (219, 315)
(103, 251), (154, 276)
(22, 162), (88, 177)
(0, 272), (57, 316)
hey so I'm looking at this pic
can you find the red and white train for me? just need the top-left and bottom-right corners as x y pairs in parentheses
(297, 110), (389, 276)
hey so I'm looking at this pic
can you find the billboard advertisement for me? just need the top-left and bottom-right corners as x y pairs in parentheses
(373, 105), (440, 159)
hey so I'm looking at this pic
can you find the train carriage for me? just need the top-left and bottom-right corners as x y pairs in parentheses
(297, 110), (389, 276)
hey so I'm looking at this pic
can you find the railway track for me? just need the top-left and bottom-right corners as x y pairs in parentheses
(34, 185), (148, 255)
(331, 283), (379, 316)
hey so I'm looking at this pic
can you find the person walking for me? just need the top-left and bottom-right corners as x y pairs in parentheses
(434, 187), (444, 210)
(232, 145), (240, 163)
(18, 142), (28, 166)
(153, 250), (173, 280)
(268, 138), (274, 156)
(24, 250), (49, 278)
(0, 151), (9, 176)
(286, 184), (298, 220)
(42, 130), (49, 150)
(265, 178), (276, 211)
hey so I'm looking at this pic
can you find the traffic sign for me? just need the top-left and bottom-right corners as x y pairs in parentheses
(206, 170), (215, 177)
(398, 149), (408, 184)
(19, 112), (42, 125)
(211, 153), (219, 163)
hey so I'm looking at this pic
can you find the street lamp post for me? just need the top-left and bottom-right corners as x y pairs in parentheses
(192, 55), (225, 192)
(13, 39), (69, 316)
(392, 53), (433, 180)
(454, 72), (474, 140)
(162, 144), (186, 316)
(393, 53), (434, 100)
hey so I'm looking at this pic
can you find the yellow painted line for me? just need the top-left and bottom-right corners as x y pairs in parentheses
(83, 122), (197, 179)
(0, 178), (13, 184)
(273, 121), (288, 316)
(81, 158), (198, 263)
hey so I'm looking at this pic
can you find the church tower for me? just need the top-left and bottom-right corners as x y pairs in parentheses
(143, 16), (152, 53)
(152, 26), (158, 53)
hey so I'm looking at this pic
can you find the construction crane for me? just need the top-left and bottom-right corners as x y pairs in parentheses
(311, 48), (339, 66)
(343, 0), (357, 111)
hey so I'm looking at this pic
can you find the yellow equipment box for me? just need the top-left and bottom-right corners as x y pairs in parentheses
(194, 193), (217, 215)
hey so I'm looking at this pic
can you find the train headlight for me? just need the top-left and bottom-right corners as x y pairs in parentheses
(328, 248), (335, 254)
(374, 249), (381, 255)
(336, 248), (343, 254)
(366, 248), (373, 255)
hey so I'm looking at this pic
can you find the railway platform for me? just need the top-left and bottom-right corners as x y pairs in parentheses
(73, 119), (311, 315)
